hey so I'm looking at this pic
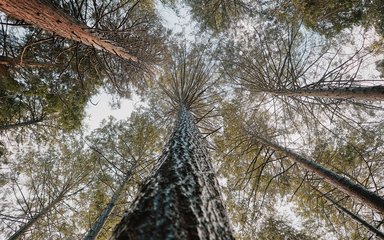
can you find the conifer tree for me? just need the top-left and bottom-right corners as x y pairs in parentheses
(249, 133), (384, 214)
(0, 0), (137, 61)
(84, 112), (161, 239)
(112, 45), (234, 239)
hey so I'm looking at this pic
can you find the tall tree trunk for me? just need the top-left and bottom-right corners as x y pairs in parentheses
(253, 134), (384, 214)
(314, 188), (384, 239)
(273, 85), (384, 101)
(84, 172), (132, 240)
(8, 193), (65, 240)
(112, 106), (234, 239)
(0, 0), (138, 62)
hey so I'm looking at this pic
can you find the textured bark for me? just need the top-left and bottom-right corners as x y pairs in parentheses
(84, 173), (132, 240)
(274, 85), (384, 101)
(254, 135), (384, 214)
(315, 188), (384, 239)
(8, 193), (64, 240)
(112, 106), (234, 239)
(0, 0), (137, 62)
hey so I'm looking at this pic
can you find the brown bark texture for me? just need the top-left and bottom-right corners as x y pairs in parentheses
(0, 0), (138, 62)
(276, 85), (384, 101)
(112, 106), (234, 240)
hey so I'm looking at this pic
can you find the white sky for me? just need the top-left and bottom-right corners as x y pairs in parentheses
(83, 91), (144, 131)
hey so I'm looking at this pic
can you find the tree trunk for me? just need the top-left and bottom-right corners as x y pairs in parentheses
(8, 193), (65, 240)
(274, 85), (384, 101)
(253, 135), (384, 214)
(314, 188), (384, 239)
(0, 118), (45, 131)
(0, 0), (137, 62)
(112, 106), (234, 239)
(0, 56), (58, 68)
(84, 172), (132, 240)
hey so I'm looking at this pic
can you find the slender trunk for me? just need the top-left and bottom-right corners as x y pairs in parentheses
(112, 106), (234, 239)
(274, 85), (384, 101)
(0, 56), (58, 68)
(314, 188), (384, 239)
(8, 193), (64, 240)
(253, 135), (384, 214)
(0, 0), (137, 62)
(0, 118), (45, 131)
(84, 172), (132, 240)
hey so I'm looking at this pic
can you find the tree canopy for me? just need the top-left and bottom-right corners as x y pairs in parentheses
(0, 0), (384, 239)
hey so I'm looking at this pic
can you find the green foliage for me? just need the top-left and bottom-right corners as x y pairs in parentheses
(0, 65), (90, 132)
(184, 0), (249, 33)
(0, 108), (163, 239)
(215, 97), (295, 238)
(292, 0), (363, 36)
(1, 0), (384, 239)
(0, 0), (168, 135)
(77, 110), (162, 238)
(0, 26), (100, 133)
(0, 132), (95, 239)
(256, 216), (318, 240)
(86, 110), (162, 174)
(272, 0), (384, 38)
